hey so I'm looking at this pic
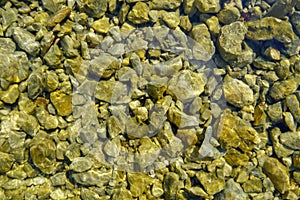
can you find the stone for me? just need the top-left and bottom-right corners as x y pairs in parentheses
(196, 171), (225, 195)
(167, 70), (206, 103)
(92, 17), (111, 34)
(0, 152), (15, 173)
(194, 0), (220, 13)
(70, 157), (94, 172)
(149, 0), (182, 10)
(162, 12), (180, 29)
(0, 38), (16, 52)
(246, 17), (296, 43)
(127, 2), (150, 24)
(266, 0), (298, 19)
(0, 84), (19, 104)
(286, 95), (300, 123)
(1, 8), (17, 31)
(76, 0), (107, 18)
(264, 47), (281, 61)
(224, 148), (249, 166)
(223, 76), (254, 108)
(71, 170), (112, 186)
(216, 179), (248, 200)
(35, 107), (59, 130)
(43, 44), (63, 67)
(280, 131), (300, 150)
(218, 21), (253, 67)
(29, 135), (58, 174)
(291, 13), (300, 35)
(47, 7), (71, 27)
(12, 27), (40, 56)
(242, 178), (263, 193)
(45, 71), (59, 92)
(50, 91), (72, 116)
(50, 172), (66, 186)
(266, 102), (282, 122)
(127, 173), (152, 197)
(163, 172), (183, 199)
(216, 110), (260, 151)
(217, 6), (240, 25)
(179, 16), (192, 32)
(263, 157), (290, 194)
(269, 77), (298, 101)
(16, 111), (40, 136)
(28, 72), (45, 100)
(167, 104), (198, 128)
(190, 24), (215, 61)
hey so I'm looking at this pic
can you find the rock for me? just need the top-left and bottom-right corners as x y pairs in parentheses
(285, 95), (300, 123)
(186, 186), (209, 198)
(194, 0), (220, 13)
(291, 13), (300, 35)
(47, 7), (71, 27)
(127, 2), (150, 24)
(16, 111), (40, 136)
(45, 71), (59, 92)
(0, 51), (29, 84)
(196, 171), (225, 195)
(70, 157), (94, 172)
(167, 104), (199, 128)
(50, 91), (73, 116)
(223, 76), (254, 108)
(149, 0), (182, 10)
(92, 17), (111, 34)
(242, 178), (263, 193)
(43, 44), (63, 67)
(1, 8), (17, 31)
(217, 6), (240, 25)
(0, 38), (16, 52)
(266, 0), (298, 19)
(12, 27), (40, 56)
(266, 102), (282, 122)
(76, 0), (107, 18)
(246, 17), (296, 43)
(71, 170), (112, 186)
(190, 24), (215, 61)
(218, 21), (253, 67)
(162, 12), (180, 29)
(0, 84), (19, 104)
(167, 70), (206, 103)
(179, 15), (192, 31)
(50, 189), (66, 200)
(28, 72), (45, 100)
(280, 131), (300, 150)
(50, 172), (66, 186)
(216, 179), (248, 200)
(269, 77), (298, 101)
(0, 152), (15, 173)
(263, 157), (290, 194)
(224, 148), (249, 166)
(35, 107), (59, 130)
(163, 172), (183, 199)
(29, 135), (58, 174)
(127, 173), (152, 197)
(264, 47), (281, 61)
(216, 110), (260, 151)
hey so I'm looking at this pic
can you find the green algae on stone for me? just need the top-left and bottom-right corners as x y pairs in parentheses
(246, 17), (296, 43)
(263, 157), (290, 194)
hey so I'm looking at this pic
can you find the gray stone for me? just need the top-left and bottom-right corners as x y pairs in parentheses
(280, 131), (300, 150)
(70, 157), (94, 172)
(12, 27), (40, 56)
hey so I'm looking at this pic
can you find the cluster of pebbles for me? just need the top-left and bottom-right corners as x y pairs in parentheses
(0, 0), (300, 199)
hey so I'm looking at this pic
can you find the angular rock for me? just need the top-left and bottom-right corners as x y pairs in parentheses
(28, 72), (45, 100)
(223, 76), (254, 108)
(263, 157), (290, 194)
(218, 21), (253, 67)
(43, 44), (63, 67)
(224, 148), (249, 166)
(162, 12), (180, 29)
(0, 152), (15, 173)
(71, 170), (112, 186)
(163, 172), (182, 199)
(280, 131), (300, 150)
(269, 77), (298, 101)
(246, 17), (296, 43)
(127, 2), (150, 24)
(76, 0), (107, 18)
(12, 27), (40, 56)
(0, 84), (19, 104)
(149, 0), (182, 10)
(266, 0), (298, 19)
(50, 91), (72, 116)
(217, 6), (240, 25)
(194, 0), (220, 13)
(0, 38), (16, 52)
(216, 179), (248, 200)
(47, 7), (71, 27)
(92, 17), (111, 34)
(196, 171), (225, 195)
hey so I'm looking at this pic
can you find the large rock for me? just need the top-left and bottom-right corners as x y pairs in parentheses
(246, 17), (296, 43)
(263, 157), (290, 194)
(223, 76), (254, 108)
(218, 21), (253, 67)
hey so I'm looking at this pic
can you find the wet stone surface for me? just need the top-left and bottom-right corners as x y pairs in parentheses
(0, 0), (299, 199)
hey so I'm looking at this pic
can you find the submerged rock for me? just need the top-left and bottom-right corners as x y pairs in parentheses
(218, 21), (253, 67)
(246, 17), (296, 43)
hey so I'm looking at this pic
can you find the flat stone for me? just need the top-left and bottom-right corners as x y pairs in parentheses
(71, 170), (112, 186)
(12, 27), (40, 56)
(246, 17), (296, 43)
(223, 76), (254, 108)
(263, 157), (290, 194)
